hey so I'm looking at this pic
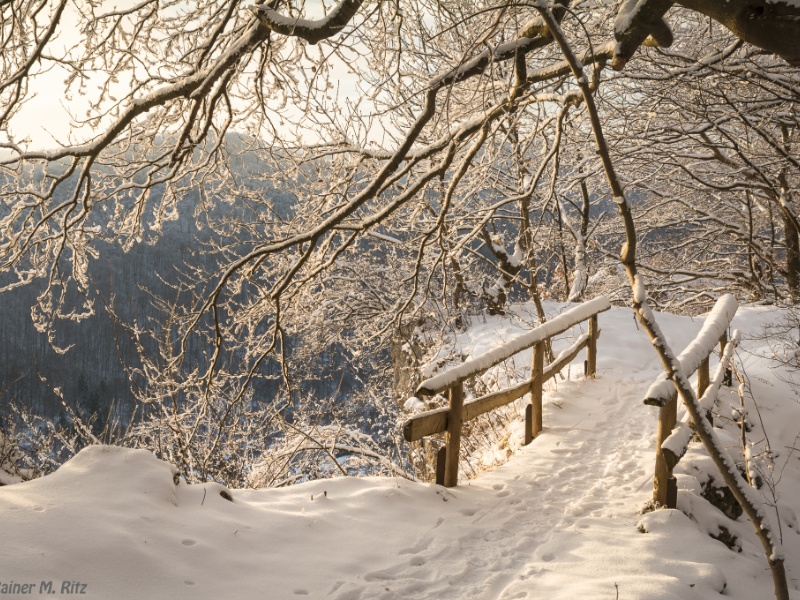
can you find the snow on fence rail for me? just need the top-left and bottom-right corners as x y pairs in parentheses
(404, 296), (611, 487)
(643, 294), (738, 509)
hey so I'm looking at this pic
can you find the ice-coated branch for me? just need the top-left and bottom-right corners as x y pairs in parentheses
(251, 0), (365, 45)
(613, 0), (674, 70)
(0, 20), (268, 164)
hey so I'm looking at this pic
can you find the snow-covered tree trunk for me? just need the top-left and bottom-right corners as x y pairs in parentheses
(564, 181), (591, 302)
(779, 125), (800, 304)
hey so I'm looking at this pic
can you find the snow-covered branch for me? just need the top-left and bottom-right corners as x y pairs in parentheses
(251, 0), (365, 45)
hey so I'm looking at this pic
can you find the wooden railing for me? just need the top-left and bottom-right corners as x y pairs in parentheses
(403, 296), (611, 487)
(643, 294), (738, 509)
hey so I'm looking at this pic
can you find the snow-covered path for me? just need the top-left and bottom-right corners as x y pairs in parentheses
(329, 374), (660, 600)
(2, 305), (799, 599)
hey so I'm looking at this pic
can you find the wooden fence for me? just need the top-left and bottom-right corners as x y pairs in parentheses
(642, 294), (738, 509)
(403, 296), (611, 487)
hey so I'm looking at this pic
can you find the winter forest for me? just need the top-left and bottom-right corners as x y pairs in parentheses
(1, 1), (800, 598)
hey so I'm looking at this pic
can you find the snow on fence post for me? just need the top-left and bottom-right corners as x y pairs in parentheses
(442, 382), (464, 488)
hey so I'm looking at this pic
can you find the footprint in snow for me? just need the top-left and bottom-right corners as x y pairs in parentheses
(364, 568), (396, 582)
(549, 447), (579, 455)
(398, 538), (430, 555)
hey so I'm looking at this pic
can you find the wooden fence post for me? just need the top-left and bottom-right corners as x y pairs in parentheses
(698, 354), (711, 425)
(524, 405), (533, 446)
(587, 314), (598, 378)
(530, 342), (544, 440)
(443, 382), (464, 488)
(720, 332), (732, 387)
(435, 447), (446, 486)
(405, 299), (611, 487)
(698, 356), (709, 398)
(654, 395), (677, 508)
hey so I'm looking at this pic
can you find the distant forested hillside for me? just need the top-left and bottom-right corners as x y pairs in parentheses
(0, 167), (369, 429)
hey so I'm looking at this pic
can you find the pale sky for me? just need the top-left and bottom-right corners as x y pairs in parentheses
(8, 0), (381, 153)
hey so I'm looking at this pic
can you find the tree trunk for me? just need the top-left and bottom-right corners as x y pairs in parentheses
(783, 206), (800, 304)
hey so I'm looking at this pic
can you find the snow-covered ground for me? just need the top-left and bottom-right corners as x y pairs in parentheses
(2, 302), (799, 599)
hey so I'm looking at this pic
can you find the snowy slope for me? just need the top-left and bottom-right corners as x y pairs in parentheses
(1, 303), (799, 599)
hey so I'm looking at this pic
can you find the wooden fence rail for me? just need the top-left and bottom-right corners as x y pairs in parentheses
(403, 296), (611, 487)
(642, 294), (738, 509)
